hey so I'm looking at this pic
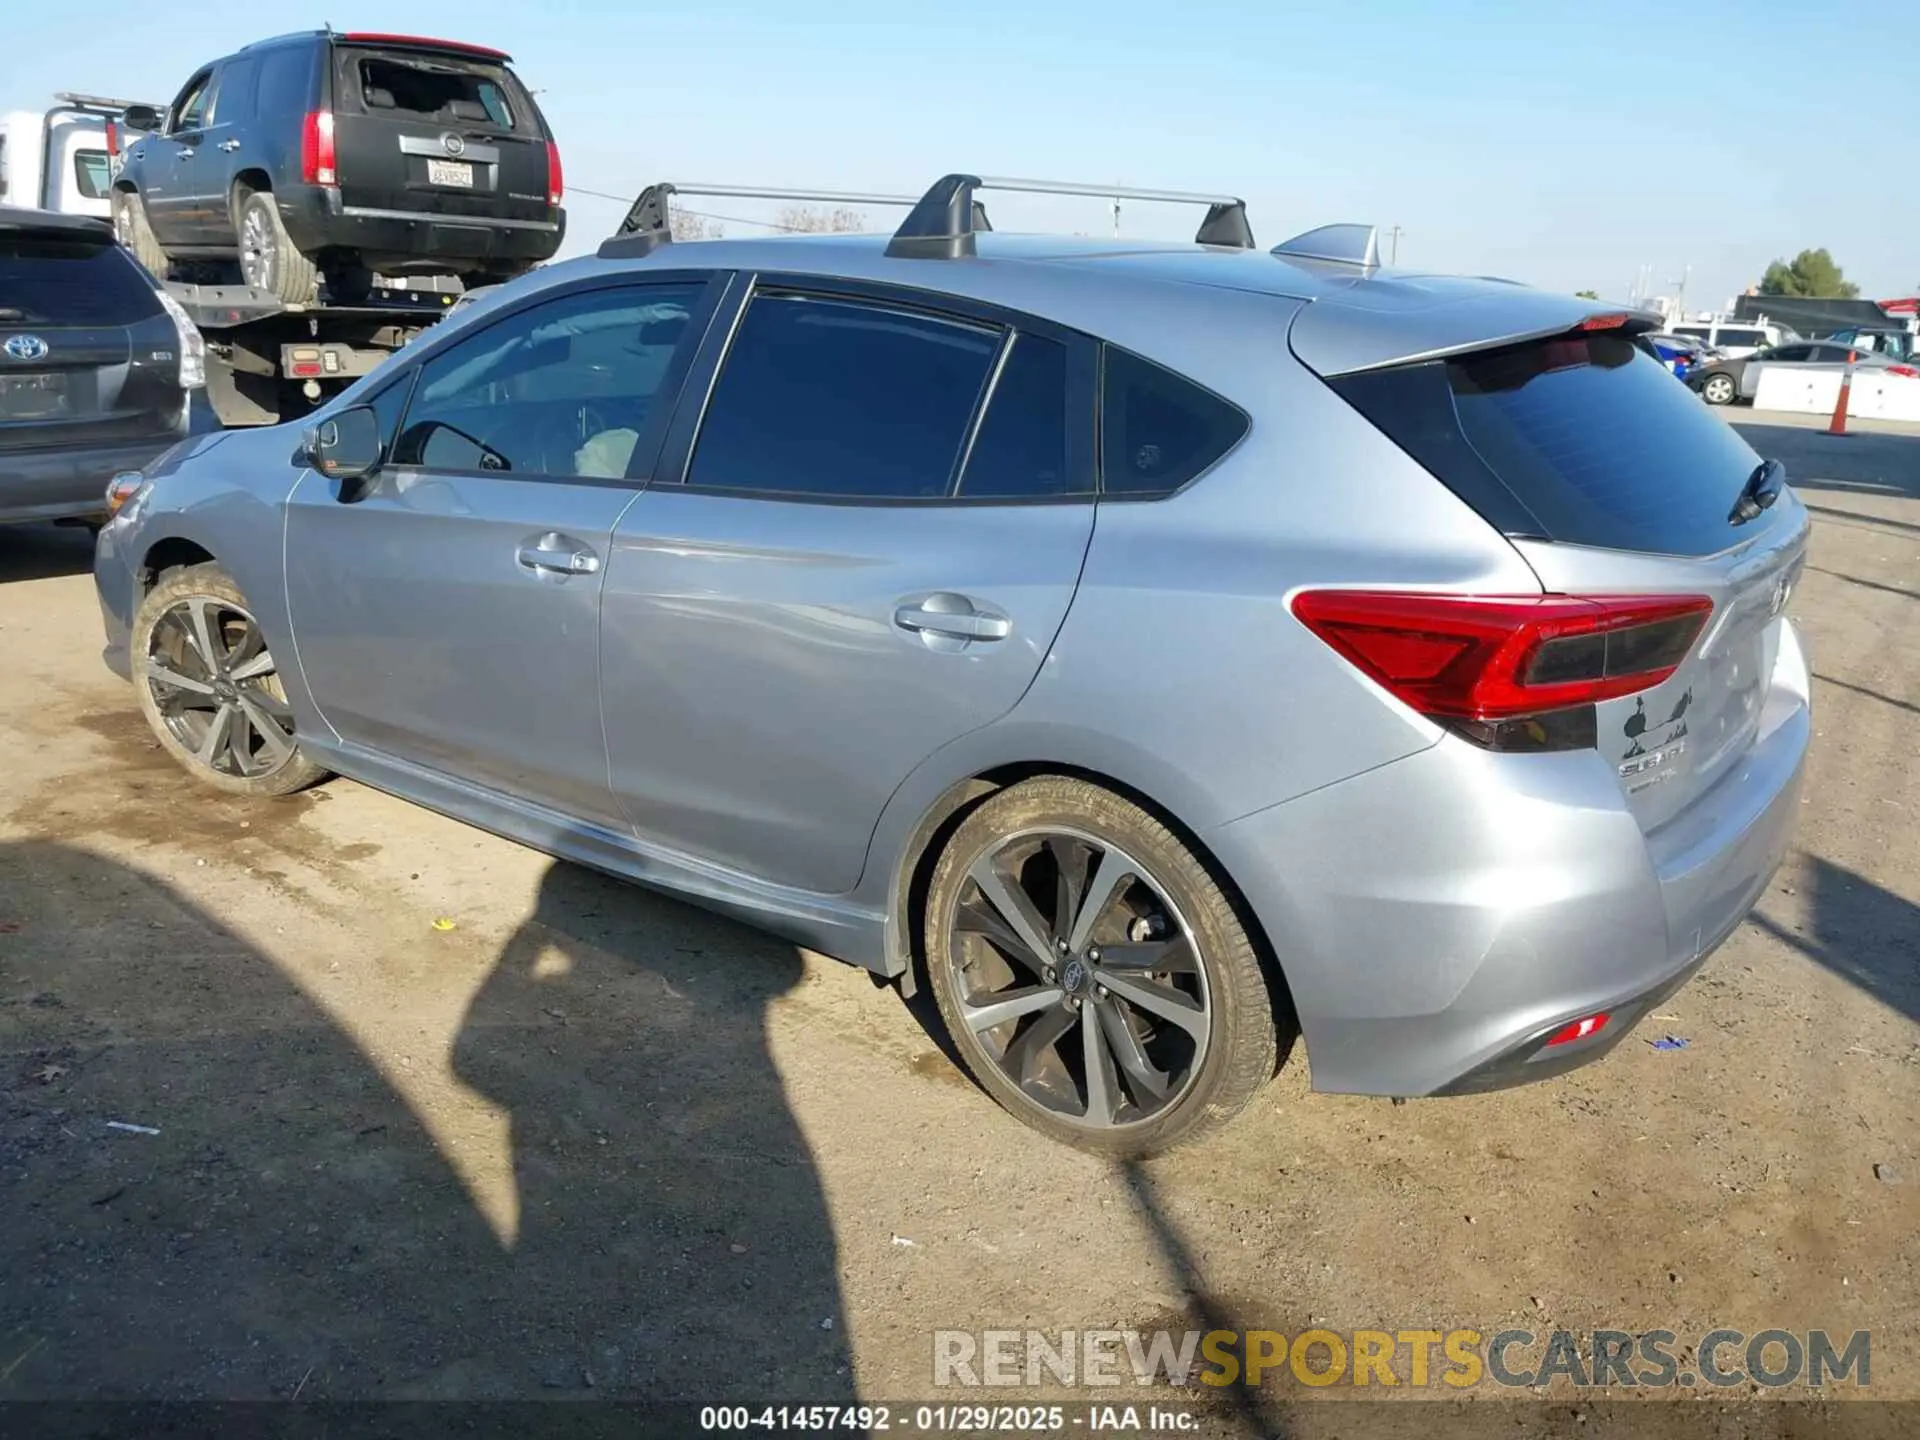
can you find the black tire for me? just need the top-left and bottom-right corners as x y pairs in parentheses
(1700, 372), (1737, 406)
(923, 776), (1279, 1157)
(236, 190), (320, 305)
(132, 562), (330, 798)
(112, 190), (169, 279)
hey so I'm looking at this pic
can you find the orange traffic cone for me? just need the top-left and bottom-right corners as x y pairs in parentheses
(1827, 350), (1856, 436)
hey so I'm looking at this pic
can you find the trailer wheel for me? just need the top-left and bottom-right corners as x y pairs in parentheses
(236, 191), (320, 306)
(113, 191), (170, 279)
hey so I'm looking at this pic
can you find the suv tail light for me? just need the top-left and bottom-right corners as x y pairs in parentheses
(545, 140), (564, 208)
(105, 119), (120, 158)
(1888, 364), (1919, 379)
(1290, 590), (1713, 751)
(301, 110), (337, 187)
(152, 288), (207, 390)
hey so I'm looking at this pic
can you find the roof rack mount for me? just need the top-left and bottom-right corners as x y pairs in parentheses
(599, 172), (1250, 261)
(887, 174), (1253, 259)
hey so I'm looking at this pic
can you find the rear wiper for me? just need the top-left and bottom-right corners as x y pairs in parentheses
(1729, 458), (1785, 525)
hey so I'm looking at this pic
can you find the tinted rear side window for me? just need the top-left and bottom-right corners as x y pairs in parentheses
(1331, 332), (1771, 557)
(0, 233), (160, 325)
(1101, 347), (1248, 496)
(256, 46), (314, 118)
(687, 293), (999, 500)
(957, 332), (1083, 499)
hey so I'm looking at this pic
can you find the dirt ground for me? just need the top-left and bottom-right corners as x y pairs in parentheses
(1, 410), (1916, 1434)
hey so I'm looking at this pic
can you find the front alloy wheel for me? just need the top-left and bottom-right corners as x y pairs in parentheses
(924, 777), (1280, 1155)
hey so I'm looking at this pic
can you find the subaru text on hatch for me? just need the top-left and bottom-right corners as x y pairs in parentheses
(92, 174), (1810, 1155)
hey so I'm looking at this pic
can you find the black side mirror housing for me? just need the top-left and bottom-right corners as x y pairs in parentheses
(304, 406), (382, 484)
(121, 105), (162, 133)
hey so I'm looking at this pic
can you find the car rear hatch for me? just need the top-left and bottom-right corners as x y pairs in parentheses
(1295, 301), (1808, 839)
(327, 35), (556, 225)
(0, 221), (184, 454)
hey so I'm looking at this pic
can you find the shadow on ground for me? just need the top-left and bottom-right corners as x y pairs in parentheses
(0, 842), (850, 1399)
(0, 525), (95, 586)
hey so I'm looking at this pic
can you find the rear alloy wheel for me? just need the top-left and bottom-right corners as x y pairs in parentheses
(1700, 372), (1737, 406)
(236, 190), (320, 305)
(132, 563), (328, 797)
(924, 777), (1279, 1156)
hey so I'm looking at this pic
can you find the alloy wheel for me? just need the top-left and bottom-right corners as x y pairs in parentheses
(239, 206), (275, 288)
(947, 829), (1211, 1129)
(1704, 374), (1734, 404)
(143, 596), (298, 779)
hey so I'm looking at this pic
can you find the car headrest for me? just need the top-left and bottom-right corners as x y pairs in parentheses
(446, 99), (489, 121)
(364, 87), (396, 109)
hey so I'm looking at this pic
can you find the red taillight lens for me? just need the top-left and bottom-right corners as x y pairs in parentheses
(1578, 313), (1629, 331)
(300, 110), (337, 187)
(1289, 591), (1714, 723)
(1544, 1013), (1610, 1046)
(105, 119), (120, 157)
(545, 140), (564, 207)
(1888, 364), (1918, 379)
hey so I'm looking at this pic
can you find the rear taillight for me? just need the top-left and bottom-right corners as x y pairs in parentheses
(1290, 590), (1713, 749)
(301, 110), (337, 187)
(152, 288), (206, 390)
(1889, 364), (1919, 379)
(105, 120), (120, 157)
(545, 140), (564, 208)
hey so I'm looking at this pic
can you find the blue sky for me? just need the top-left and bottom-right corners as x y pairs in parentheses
(7, 1), (1912, 309)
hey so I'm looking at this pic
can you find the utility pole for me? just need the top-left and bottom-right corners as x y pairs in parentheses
(1112, 192), (1121, 239)
(1384, 225), (1403, 265)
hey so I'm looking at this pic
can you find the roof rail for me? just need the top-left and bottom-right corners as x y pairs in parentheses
(600, 182), (975, 259)
(1270, 223), (1380, 270)
(887, 174), (1253, 259)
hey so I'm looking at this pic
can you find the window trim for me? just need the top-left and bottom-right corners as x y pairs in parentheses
(168, 67), (216, 135)
(381, 272), (729, 489)
(660, 272), (1099, 508)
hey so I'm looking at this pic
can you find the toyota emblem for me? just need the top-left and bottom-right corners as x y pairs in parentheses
(4, 335), (49, 362)
(442, 133), (467, 157)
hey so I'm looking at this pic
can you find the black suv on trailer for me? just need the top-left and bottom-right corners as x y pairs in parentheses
(112, 31), (565, 304)
(0, 210), (206, 525)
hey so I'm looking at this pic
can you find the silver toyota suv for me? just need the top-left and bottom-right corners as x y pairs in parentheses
(94, 173), (1810, 1155)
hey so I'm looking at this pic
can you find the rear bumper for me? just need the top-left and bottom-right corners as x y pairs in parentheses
(1208, 621), (1811, 1098)
(280, 186), (564, 269)
(0, 433), (183, 526)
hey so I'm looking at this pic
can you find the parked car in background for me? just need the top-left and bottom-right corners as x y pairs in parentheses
(1646, 332), (1711, 377)
(94, 173), (1811, 1155)
(1689, 340), (1910, 405)
(1822, 327), (1917, 362)
(1669, 319), (1798, 359)
(1, 208), (207, 524)
(112, 31), (564, 304)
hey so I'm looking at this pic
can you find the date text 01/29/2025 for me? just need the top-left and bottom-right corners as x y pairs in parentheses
(698, 1404), (1202, 1433)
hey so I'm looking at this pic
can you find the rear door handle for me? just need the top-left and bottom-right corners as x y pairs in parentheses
(218, 139), (242, 152)
(516, 532), (601, 576)
(894, 594), (1011, 642)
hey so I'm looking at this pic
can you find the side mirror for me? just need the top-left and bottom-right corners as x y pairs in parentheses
(121, 105), (162, 133)
(304, 405), (382, 483)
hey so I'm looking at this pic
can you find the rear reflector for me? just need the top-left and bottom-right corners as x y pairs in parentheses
(300, 110), (337, 187)
(1289, 591), (1713, 723)
(1544, 1013), (1609, 1046)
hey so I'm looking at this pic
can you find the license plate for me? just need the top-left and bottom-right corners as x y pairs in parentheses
(427, 158), (474, 188)
(0, 373), (68, 420)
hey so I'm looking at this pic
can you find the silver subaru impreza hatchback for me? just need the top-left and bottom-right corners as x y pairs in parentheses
(93, 175), (1810, 1155)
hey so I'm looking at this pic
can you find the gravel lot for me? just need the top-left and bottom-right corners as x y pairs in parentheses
(1, 410), (1915, 1433)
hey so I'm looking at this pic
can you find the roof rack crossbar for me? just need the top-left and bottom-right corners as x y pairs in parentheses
(52, 92), (164, 114)
(601, 181), (931, 259)
(887, 173), (1254, 259)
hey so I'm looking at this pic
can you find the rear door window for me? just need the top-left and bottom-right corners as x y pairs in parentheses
(1100, 346), (1248, 496)
(0, 232), (161, 325)
(1331, 331), (1773, 557)
(956, 332), (1088, 499)
(212, 55), (259, 125)
(686, 292), (1000, 500)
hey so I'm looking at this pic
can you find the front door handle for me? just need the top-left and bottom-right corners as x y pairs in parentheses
(174, 147), (196, 159)
(516, 532), (601, 576)
(218, 139), (242, 152)
(894, 594), (1012, 642)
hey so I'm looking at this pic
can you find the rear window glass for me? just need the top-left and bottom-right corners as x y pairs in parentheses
(350, 52), (520, 130)
(1100, 347), (1248, 496)
(0, 233), (160, 325)
(71, 151), (110, 200)
(1332, 332), (1772, 557)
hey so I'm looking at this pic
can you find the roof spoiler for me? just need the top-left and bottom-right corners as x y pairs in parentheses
(600, 172), (1250, 260)
(1271, 223), (1380, 271)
